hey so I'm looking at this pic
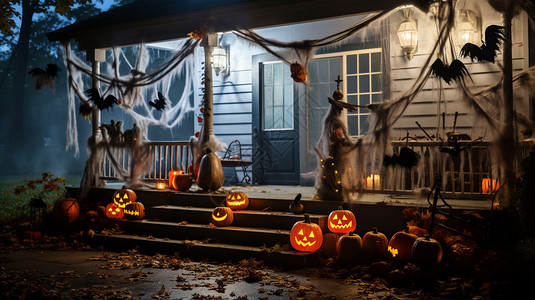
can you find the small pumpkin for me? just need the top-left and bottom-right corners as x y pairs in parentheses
(197, 148), (225, 191)
(328, 206), (357, 234)
(211, 206), (234, 227)
(332, 89), (344, 100)
(388, 226), (418, 261)
(113, 186), (137, 208)
(173, 173), (193, 191)
(336, 231), (363, 264)
(362, 227), (389, 259)
(106, 202), (124, 219)
(168, 170), (183, 188)
(24, 230), (42, 241)
(124, 202), (145, 220)
(53, 197), (80, 225)
(412, 235), (443, 267)
(290, 214), (323, 252)
(321, 232), (344, 258)
(290, 62), (308, 82)
(226, 191), (249, 210)
(289, 193), (304, 214)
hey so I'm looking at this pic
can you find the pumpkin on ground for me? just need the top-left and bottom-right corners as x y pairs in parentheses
(337, 231), (363, 264)
(362, 227), (389, 259)
(173, 173), (193, 191)
(388, 226), (418, 261)
(412, 235), (443, 267)
(124, 202), (145, 220)
(113, 186), (137, 208)
(328, 206), (357, 234)
(225, 191), (249, 210)
(197, 148), (225, 191)
(211, 206), (234, 227)
(290, 214), (323, 252)
(106, 202), (124, 219)
(53, 197), (80, 225)
(321, 232), (344, 258)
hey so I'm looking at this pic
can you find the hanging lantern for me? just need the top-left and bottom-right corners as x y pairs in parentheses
(29, 198), (47, 230)
(397, 8), (418, 60)
(212, 46), (229, 76)
(457, 9), (480, 45)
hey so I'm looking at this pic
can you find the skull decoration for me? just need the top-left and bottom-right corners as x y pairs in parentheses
(225, 191), (249, 211)
(327, 206), (357, 234)
(290, 214), (323, 252)
(211, 206), (234, 227)
(113, 186), (137, 208)
(106, 202), (124, 219)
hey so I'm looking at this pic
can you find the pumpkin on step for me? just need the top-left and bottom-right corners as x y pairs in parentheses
(53, 197), (80, 225)
(113, 186), (136, 208)
(328, 206), (357, 234)
(226, 191), (249, 210)
(173, 173), (193, 191)
(197, 148), (225, 191)
(106, 202), (124, 219)
(124, 202), (145, 220)
(337, 231), (363, 264)
(388, 227), (418, 261)
(211, 205), (234, 227)
(290, 214), (323, 252)
(412, 235), (443, 267)
(362, 227), (389, 259)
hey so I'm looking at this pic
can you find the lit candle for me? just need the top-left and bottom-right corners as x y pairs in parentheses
(156, 182), (166, 190)
(366, 175), (381, 190)
(168, 170), (184, 189)
(481, 178), (498, 194)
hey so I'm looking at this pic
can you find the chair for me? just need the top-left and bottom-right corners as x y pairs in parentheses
(220, 140), (252, 184)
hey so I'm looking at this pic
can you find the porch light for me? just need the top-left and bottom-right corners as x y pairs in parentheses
(457, 9), (480, 45)
(397, 9), (418, 60)
(212, 46), (229, 76)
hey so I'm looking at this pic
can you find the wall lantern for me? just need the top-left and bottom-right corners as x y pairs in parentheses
(212, 46), (229, 76)
(457, 9), (480, 46)
(397, 8), (418, 60)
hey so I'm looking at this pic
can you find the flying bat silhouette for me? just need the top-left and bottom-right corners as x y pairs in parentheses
(149, 92), (166, 111)
(28, 63), (60, 90)
(84, 88), (121, 111)
(383, 147), (420, 169)
(460, 25), (504, 63)
(78, 102), (93, 117)
(430, 58), (470, 84)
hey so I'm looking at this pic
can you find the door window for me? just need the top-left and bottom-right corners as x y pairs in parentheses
(262, 62), (294, 130)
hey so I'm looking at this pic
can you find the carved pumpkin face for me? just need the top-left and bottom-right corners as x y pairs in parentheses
(327, 207), (357, 234)
(211, 206), (234, 227)
(290, 214), (323, 252)
(106, 203), (124, 219)
(124, 202), (145, 220)
(225, 191), (249, 210)
(113, 186), (136, 208)
(388, 227), (418, 261)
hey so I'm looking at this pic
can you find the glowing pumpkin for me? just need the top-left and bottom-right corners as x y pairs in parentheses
(53, 197), (80, 225)
(113, 186), (136, 208)
(225, 191), (249, 211)
(106, 202), (124, 219)
(362, 227), (389, 259)
(211, 206), (234, 227)
(290, 214), (323, 252)
(124, 202), (145, 220)
(388, 227), (418, 261)
(327, 206), (357, 234)
(336, 232), (363, 264)
(412, 235), (443, 267)
(168, 170), (183, 188)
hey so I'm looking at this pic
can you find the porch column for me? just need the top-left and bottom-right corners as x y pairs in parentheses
(200, 33), (217, 146)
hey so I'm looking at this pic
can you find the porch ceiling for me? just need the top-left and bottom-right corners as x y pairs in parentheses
(47, 0), (411, 51)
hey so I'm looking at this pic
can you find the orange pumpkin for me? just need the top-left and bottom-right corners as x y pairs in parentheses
(321, 232), (344, 258)
(362, 227), (389, 259)
(113, 186), (136, 208)
(226, 191), (249, 211)
(388, 227), (418, 261)
(53, 197), (80, 225)
(173, 173), (192, 191)
(412, 235), (443, 267)
(290, 214), (323, 252)
(290, 62), (308, 82)
(106, 202), (124, 219)
(211, 206), (234, 227)
(337, 232), (363, 264)
(124, 202), (145, 220)
(168, 170), (184, 189)
(327, 206), (357, 234)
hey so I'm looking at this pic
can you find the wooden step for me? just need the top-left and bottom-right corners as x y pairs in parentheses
(93, 233), (319, 268)
(116, 220), (292, 247)
(150, 205), (328, 230)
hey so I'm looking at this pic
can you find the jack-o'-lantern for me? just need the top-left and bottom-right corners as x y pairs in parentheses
(106, 202), (124, 219)
(113, 186), (137, 208)
(328, 206), (357, 234)
(226, 191), (249, 211)
(362, 227), (389, 259)
(290, 214), (323, 252)
(412, 235), (443, 267)
(124, 202), (145, 220)
(290, 62), (308, 82)
(388, 227), (418, 261)
(211, 206), (234, 227)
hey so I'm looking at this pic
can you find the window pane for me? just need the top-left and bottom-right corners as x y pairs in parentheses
(359, 75), (370, 93)
(284, 85), (293, 106)
(371, 52), (381, 72)
(371, 74), (382, 92)
(318, 59), (329, 82)
(360, 94), (370, 106)
(347, 75), (357, 93)
(347, 95), (357, 106)
(263, 64), (273, 85)
(273, 106), (283, 128)
(348, 115), (358, 136)
(264, 86), (273, 107)
(283, 63), (293, 84)
(372, 93), (381, 103)
(273, 63), (283, 85)
(284, 106), (293, 129)
(360, 114), (369, 135)
(308, 61), (318, 82)
(347, 55), (357, 74)
(274, 85), (283, 106)
(330, 59), (342, 79)
(359, 53), (369, 73)
(264, 108), (273, 129)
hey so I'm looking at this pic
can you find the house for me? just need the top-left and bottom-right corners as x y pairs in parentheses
(48, 0), (534, 197)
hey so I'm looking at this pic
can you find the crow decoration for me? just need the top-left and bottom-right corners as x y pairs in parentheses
(85, 88), (121, 111)
(460, 25), (504, 63)
(383, 147), (420, 169)
(28, 64), (60, 90)
(430, 58), (470, 84)
(149, 92), (166, 111)
(79, 102), (93, 118)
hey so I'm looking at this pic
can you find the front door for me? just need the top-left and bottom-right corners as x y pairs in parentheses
(252, 54), (300, 185)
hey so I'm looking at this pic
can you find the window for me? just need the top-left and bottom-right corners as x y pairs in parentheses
(262, 61), (294, 130)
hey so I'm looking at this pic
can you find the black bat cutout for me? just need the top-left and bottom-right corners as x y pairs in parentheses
(149, 92), (166, 111)
(430, 58), (470, 84)
(28, 63), (60, 90)
(383, 147), (420, 169)
(84, 88), (121, 111)
(78, 102), (93, 117)
(460, 25), (504, 63)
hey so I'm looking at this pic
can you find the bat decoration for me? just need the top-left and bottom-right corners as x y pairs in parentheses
(149, 92), (166, 111)
(430, 58), (470, 84)
(85, 88), (121, 111)
(440, 137), (482, 156)
(383, 147), (420, 169)
(28, 63), (60, 90)
(460, 25), (504, 63)
(79, 102), (93, 118)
